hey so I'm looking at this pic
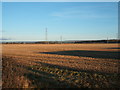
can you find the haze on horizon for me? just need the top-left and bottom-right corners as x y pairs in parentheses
(2, 2), (118, 41)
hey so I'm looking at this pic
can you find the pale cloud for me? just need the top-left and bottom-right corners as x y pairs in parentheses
(51, 9), (116, 19)
(51, 10), (83, 18)
(51, 3), (117, 19)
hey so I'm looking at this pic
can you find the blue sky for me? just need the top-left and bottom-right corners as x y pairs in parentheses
(0, 2), (2, 40)
(2, 2), (118, 41)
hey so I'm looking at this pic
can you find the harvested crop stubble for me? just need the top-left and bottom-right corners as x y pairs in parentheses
(2, 44), (120, 88)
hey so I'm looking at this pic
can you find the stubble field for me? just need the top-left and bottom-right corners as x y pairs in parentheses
(2, 44), (120, 88)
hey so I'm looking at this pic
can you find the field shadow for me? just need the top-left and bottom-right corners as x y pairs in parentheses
(30, 61), (119, 88)
(3, 56), (119, 88)
(39, 50), (120, 59)
(106, 47), (120, 49)
(33, 61), (116, 75)
(24, 64), (78, 88)
(2, 56), (78, 88)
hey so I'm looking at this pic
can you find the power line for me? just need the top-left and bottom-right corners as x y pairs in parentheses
(60, 35), (62, 44)
(45, 28), (47, 41)
(45, 28), (49, 44)
(107, 37), (109, 43)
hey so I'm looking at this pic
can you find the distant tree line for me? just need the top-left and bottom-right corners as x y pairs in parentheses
(74, 39), (120, 44)
(2, 39), (120, 44)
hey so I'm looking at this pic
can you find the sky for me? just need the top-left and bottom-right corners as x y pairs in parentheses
(1, 0), (120, 2)
(0, 2), (2, 40)
(2, 2), (118, 41)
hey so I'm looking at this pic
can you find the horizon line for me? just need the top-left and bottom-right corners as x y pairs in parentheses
(1, 38), (119, 42)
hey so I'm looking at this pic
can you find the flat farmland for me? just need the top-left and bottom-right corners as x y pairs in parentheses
(2, 44), (120, 88)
